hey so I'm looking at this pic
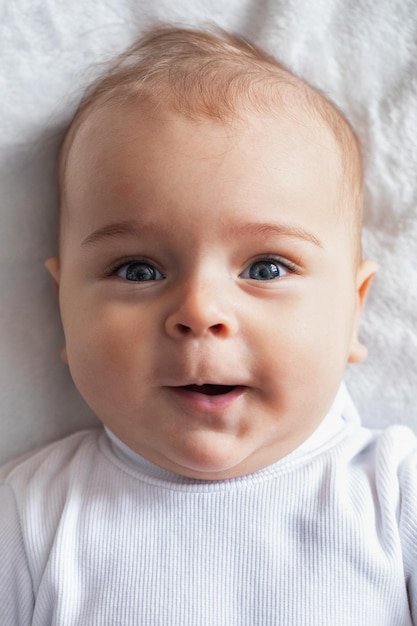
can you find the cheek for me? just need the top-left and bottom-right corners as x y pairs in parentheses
(63, 301), (155, 391)
(258, 285), (354, 375)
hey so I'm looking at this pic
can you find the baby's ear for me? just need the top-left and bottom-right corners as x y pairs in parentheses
(348, 259), (378, 363)
(44, 257), (61, 296)
(44, 258), (68, 365)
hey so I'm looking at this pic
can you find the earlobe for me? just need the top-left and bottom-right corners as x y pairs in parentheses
(348, 259), (378, 363)
(44, 257), (61, 296)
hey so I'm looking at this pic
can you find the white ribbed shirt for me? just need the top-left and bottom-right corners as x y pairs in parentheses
(1, 388), (417, 625)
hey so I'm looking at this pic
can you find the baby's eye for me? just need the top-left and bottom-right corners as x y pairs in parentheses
(241, 258), (290, 280)
(116, 261), (164, 282)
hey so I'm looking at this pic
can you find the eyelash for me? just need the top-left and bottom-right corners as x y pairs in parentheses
(246, 255), (300, 275)
(104, 258), (164, 278)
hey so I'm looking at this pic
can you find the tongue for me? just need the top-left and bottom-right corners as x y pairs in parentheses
(185, 384), (235, 396)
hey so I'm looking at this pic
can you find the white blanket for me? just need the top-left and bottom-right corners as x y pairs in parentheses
(1, 0), (416, 464)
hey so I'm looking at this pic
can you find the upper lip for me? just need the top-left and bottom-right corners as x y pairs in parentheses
(158, 362), (250, 388)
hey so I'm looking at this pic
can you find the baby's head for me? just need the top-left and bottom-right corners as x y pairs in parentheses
(47, 25), (377, 480)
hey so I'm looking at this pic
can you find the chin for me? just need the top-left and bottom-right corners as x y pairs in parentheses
(170, 441), (256, 481)
(162, 437), (238, 478)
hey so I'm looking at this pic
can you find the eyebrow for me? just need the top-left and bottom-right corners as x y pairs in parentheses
(81, 220), (145, 247)
(81, 219), (323, 248)
(231, 221), (323, 247)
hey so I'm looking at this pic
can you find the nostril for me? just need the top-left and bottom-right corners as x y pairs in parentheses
(173, 322), (225, 336)
(177, 323), (192, 335)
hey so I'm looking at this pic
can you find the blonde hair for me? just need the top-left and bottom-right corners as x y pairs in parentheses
(59, 24), (363, 258)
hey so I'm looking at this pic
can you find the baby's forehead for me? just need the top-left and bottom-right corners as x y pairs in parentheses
(64, 99), (345, 220)
(65, 89), (342, 175)
(61, 99), (352, 236)
(61, 104), (343, 237)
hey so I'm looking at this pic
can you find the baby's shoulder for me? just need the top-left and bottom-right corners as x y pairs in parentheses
(367, 423), (417, 469)
(341, 423), (417, 508)
(369, 425), (417, 570)
(378, 425), (417, 494)
(0, 428), (103, 490)
(344, 423), (417, 472)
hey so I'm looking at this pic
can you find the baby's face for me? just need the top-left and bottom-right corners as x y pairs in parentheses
(50, 103), (375, 479)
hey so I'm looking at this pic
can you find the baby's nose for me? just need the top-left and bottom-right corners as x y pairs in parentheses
(164, 280), (238, 339)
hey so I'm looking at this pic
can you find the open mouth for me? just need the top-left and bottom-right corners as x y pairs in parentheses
(169, 383), (246, 411)
(182, 384), (237, 396)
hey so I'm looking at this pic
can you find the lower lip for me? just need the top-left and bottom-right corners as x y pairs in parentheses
(167, 386), (247, 412)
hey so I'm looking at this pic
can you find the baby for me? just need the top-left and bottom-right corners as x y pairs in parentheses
(1, 24), (416, 625)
